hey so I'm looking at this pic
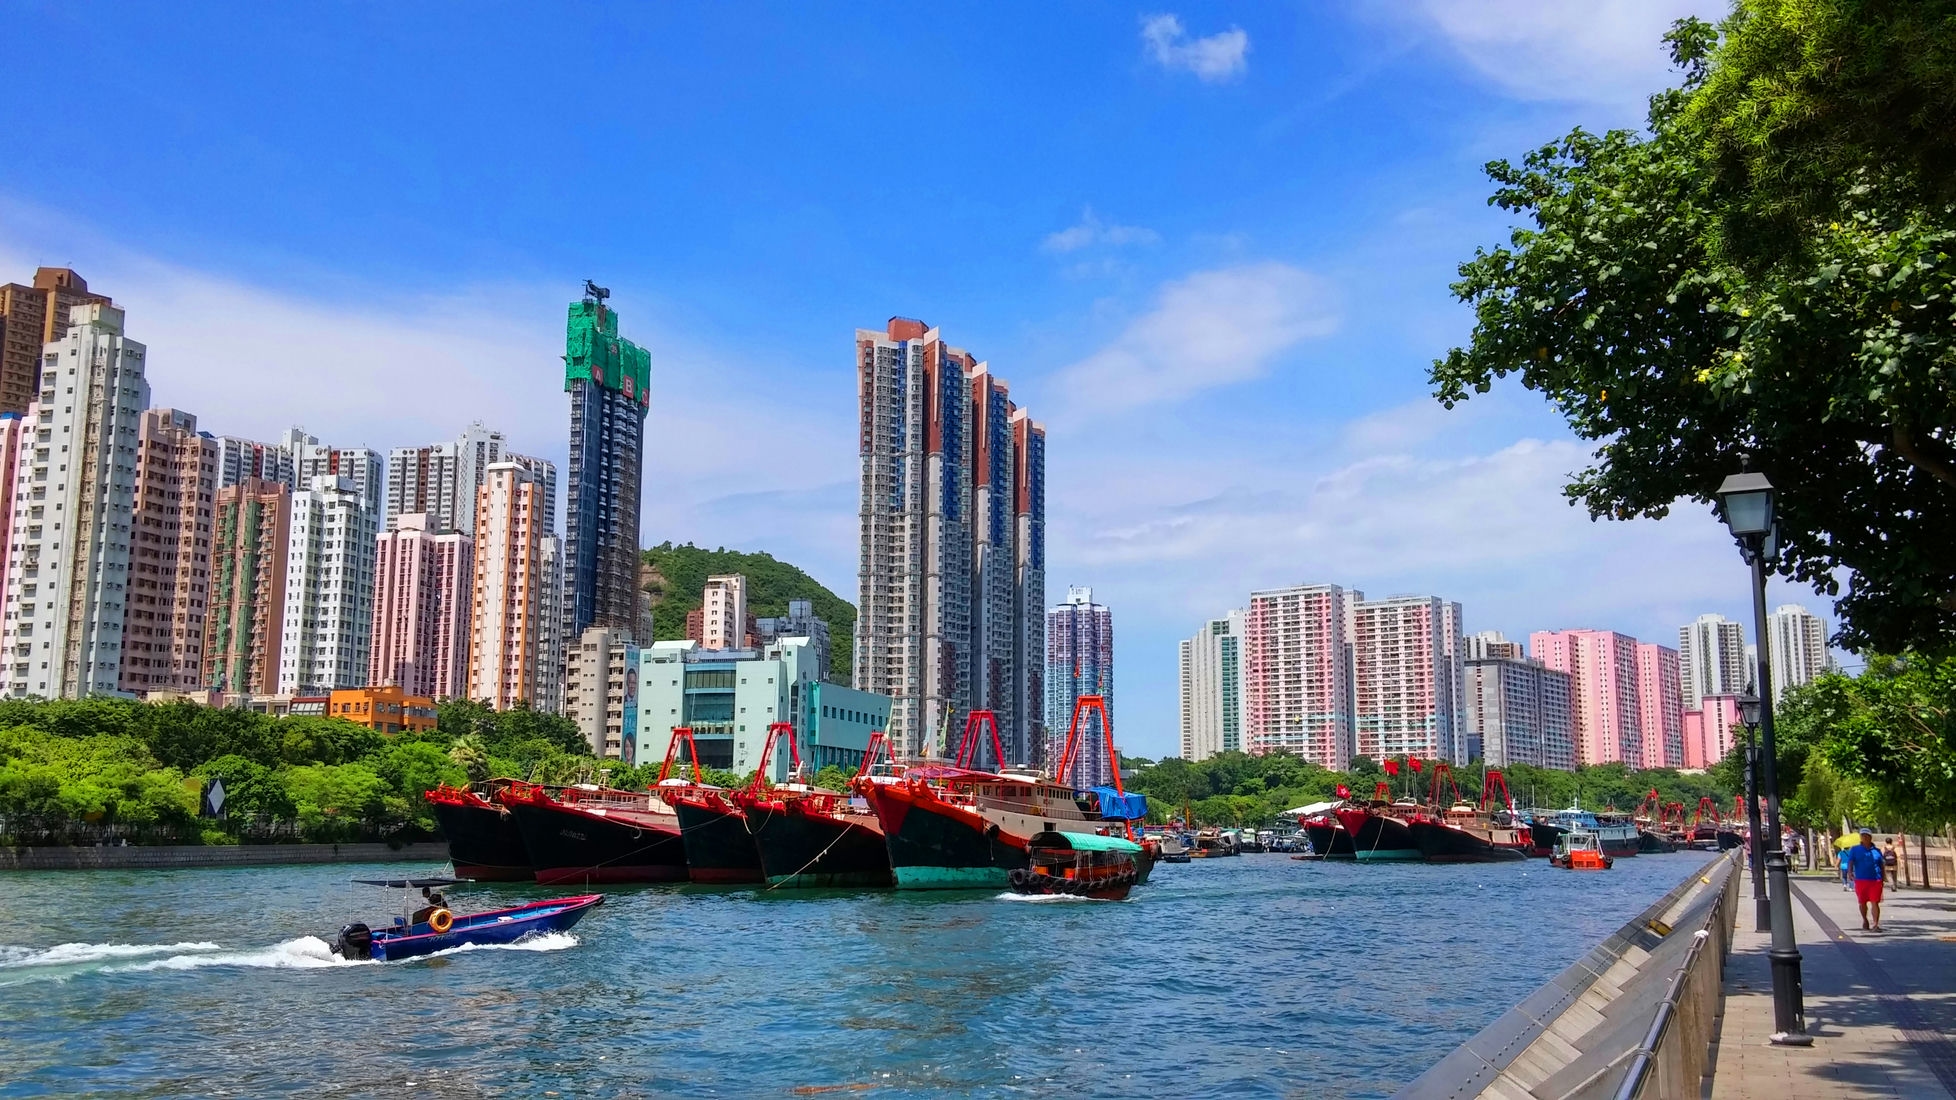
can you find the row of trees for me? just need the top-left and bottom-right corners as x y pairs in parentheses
(1121, 750), (1730, 828)
(0, 697), (608, 845)
(1710, 654), (1956, 838)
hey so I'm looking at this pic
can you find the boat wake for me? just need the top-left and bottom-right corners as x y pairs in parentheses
(993, 892), (1115, 904)
(0, 932), (579, 985)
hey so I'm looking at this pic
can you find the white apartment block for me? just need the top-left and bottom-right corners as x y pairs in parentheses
(1679, 613), (1747, 709)
(2, 303), (149, 698)
(1767, 603), (1829, 701)
(384, 422), (555, 537)
(278, 474), (377, 693)
(285, 427), (383, 516)
(1179, 610), (1245, 762)
(700, 573), (747, 650)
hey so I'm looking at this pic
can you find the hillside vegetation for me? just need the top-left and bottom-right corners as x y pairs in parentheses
(641, 542), (855, 681)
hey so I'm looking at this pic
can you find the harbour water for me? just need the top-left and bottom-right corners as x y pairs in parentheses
(0, 850), (1715, 1098)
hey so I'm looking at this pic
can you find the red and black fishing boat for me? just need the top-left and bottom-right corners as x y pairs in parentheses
(1297, 791), (1356, 859)
(855, 698), (1153, 890)
(658, 726), (765, 884)
(498, 735), (705, 885)
(425, 779), (534, 880)
(1333, 781), (1424, 862)
(737, 726), (894, 889)
(1407, 766), (1530, 863)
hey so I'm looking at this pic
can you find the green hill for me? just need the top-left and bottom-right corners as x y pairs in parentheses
(640, 542), (855, 681)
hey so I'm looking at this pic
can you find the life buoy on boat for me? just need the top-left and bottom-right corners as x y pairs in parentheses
(428, 907), (454, 933)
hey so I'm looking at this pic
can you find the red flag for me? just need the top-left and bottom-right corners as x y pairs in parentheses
(1335, 784), (1351, 799)
(1383, 760), (1400, 777)
(1409, 757), (1423, 773)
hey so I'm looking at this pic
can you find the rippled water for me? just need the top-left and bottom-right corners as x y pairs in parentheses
(0, 850), (1714, 1098)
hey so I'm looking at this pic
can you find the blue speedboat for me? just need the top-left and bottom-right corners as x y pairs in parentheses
(331, 878), (603, 961)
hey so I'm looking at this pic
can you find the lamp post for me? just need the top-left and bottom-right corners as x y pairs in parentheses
(1738, 688), (1769, 932)
(1715, 471), (1809, 1046)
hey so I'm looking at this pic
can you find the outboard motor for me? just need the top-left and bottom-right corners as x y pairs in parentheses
(334, 922), (373, 960)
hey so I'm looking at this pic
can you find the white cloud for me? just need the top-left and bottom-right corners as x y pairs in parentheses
(1041, 207), (1160, 254)
(1053, 261), (1338, 411)
(1407, 0), (1728, 109)
(1140, 14), (1250, 83)
(1048, 420), (1839, 756)
(0, 208), (861, 595)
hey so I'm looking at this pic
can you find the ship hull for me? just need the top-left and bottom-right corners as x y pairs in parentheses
(862, 783), (1026, 890)
(1410, 820), (1529, 863)
(504, 799), (688, 884)
(672, 798), (765, 884)
(1599, 830), (1642, 858)
(1302, 821), (1356, 859)
(1527, 820), (1565, 858)
(1335, 809), (1423, 861)
(750, 803), (894, 888)
(430, 798), (531, 881)
(1637, 829), (1677, 854)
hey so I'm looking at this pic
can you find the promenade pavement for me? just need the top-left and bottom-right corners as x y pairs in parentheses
(1708, 870), (1956, 1099)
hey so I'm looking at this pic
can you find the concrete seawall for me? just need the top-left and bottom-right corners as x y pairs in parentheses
(0, 842), (451, 871)
(1396, 850), (1742, 1099)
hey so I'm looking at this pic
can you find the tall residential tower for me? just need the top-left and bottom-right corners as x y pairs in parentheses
(1046, 586), (1113, 784)
(2, 302), (150, 698)
(853, 318), (1045, 763)
(562, 284), (649, 647)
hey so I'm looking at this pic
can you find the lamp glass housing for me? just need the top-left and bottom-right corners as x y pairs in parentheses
(1738, 692), (1762, 728)
(1717, 472), (1776, 538)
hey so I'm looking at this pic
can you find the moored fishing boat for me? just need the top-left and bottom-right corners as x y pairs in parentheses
(1300, 804), (1355, 859)
(1334, 783), (1424, 861)
(1407, 767), (1529, 863)
(1190, 827), (1239, 857)
(499, 732), (706, 885)
(737, 725), (894, 888)
(426, 779), (534, 881)
(502, 782), (687, 884)
(855, 698), (1152, 890)
(1537, 801), (1640, 858)
(1632, 789), (1678, 853)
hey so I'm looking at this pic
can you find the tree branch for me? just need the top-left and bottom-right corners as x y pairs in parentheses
(1891, 422), (1956, 487)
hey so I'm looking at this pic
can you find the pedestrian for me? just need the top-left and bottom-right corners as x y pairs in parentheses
(1846, 828), (1886, 932)
(1838, 840), (1853, 891)
(1883, 843), (1900, 890)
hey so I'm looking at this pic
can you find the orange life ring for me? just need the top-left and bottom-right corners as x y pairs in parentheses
(428, 907), (454, 933)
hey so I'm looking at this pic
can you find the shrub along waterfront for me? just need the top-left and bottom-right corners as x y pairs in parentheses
(0, 697), (630, 846)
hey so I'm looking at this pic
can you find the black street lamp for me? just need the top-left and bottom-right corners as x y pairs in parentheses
(1738, 687), (1769, 932)
(1715, 471), (1810, 1046)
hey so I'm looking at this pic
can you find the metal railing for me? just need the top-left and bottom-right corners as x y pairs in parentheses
(1613, 849), (1742, 1099)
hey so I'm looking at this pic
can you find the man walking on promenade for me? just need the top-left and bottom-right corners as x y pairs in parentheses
(1846, 828), (1887, 931)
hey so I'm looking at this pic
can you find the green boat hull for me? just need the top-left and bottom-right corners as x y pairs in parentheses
(892, 864), (1011, 890)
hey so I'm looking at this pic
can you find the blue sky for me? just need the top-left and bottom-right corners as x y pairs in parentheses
(4, 0), (1829, 758)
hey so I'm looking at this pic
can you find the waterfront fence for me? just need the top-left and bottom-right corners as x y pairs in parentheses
(1394, 850), (1742, 1100)
(1610, 849), (1741, 1099)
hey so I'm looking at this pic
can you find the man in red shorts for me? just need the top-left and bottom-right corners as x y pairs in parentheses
(1845, 828), (1887, 931)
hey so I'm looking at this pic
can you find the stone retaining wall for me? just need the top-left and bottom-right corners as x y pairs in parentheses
(0, 842), (450, 871)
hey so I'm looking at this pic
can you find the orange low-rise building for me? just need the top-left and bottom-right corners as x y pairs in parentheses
(328, 685), (438, 735)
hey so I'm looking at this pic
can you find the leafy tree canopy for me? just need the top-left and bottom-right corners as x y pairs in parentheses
(1433, 3), (1956, 652)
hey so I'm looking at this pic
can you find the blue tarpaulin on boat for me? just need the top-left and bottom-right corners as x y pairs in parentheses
(1091, 787), (1148, 820)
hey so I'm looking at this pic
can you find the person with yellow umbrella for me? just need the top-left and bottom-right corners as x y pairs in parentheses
(1835, 832), (1856, 891)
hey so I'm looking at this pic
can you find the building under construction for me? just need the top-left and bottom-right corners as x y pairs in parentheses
(562, 283), (650, 649)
